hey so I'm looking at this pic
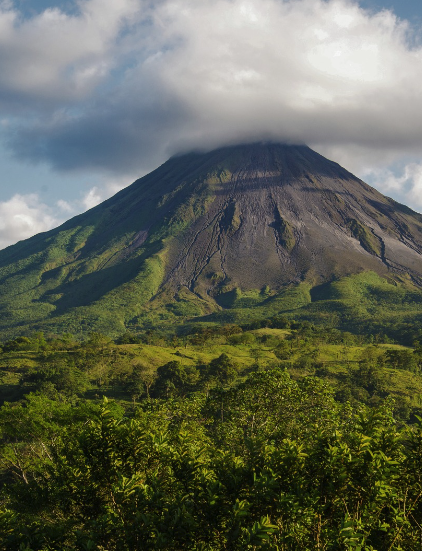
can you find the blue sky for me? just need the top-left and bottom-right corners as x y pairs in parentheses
(1, 0), (422, 248)
(15, 0), (422, 23)
(360, 1), (422, 22)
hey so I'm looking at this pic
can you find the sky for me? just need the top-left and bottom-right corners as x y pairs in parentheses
(1, 0), (422, 249)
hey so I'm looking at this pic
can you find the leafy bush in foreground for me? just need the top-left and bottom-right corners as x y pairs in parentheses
(1, 370), (422, 549)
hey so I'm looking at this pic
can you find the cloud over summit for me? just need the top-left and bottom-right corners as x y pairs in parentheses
(2, 0), (422, 182)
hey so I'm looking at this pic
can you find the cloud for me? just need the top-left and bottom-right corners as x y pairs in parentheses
(0, 193), (61, 249)
(361, 163), (422, 210)
(4, 0), (422, 249)
(81, 175), (130, 209)
(2, 0), (422, 184)
(0, 171), (132, 249)
(0, 0), (139, 111)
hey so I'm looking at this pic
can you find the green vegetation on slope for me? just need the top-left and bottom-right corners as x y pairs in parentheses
(348, 218), (382, 256)
(2, 143), (422, 340)
(172, 272), (422, 347)
(0, 154), (234, 338)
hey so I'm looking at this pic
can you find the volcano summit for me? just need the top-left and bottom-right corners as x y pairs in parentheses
(1, 143), (422, 336)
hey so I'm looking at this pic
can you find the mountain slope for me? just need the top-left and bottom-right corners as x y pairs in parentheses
(1, 142), (422, 337)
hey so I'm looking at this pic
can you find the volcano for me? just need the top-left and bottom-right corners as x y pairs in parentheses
(1, 142), (422, 336)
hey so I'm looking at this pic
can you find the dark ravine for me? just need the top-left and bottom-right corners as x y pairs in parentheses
(163, 143), (422, 293)
(1, 142), (422, 336)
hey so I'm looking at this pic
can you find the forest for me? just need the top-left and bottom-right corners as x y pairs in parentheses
(1, 321), (422, 549)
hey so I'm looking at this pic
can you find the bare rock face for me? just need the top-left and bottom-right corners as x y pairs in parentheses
(1, 141), (422, 335)
(162, 143), (422, 296)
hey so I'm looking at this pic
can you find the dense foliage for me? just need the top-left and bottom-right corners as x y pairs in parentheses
(1, 368), (422, 549)
(1, 325), (422, 548)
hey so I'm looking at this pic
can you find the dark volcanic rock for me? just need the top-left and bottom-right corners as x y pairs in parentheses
(1, 141), (422, 335)
(163, 143), (422, 294)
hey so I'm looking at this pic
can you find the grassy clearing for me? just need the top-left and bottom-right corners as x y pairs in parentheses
(1, 327), (422, 416)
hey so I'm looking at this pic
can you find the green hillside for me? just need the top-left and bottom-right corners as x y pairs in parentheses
(1, 143), (422, 339)
(0, 151), (228, 337)
(186, 272), (422, 342)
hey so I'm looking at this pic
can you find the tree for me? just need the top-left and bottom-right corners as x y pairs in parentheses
(3, 336), (33, 353)
(22, 359), (89, 397)
(115, 332), (140, 345)
(274, 340), (292, 360)
(207, 353), (238, 386)
(3, 377), (422, 550)
(154, 361), (199, 397)
(85, 332), (112, 352)
(386, 349), (418, 372)
(126, 362), (157, 401)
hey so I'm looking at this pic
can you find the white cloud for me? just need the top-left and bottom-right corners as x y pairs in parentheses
(148, 0), (421, 153)
(0, 172), (133, 250)
(0, 193), (60, 249)
(362, 163), (422, 210)
(82, 186), (102, 210)
(57, 199), (74, 213)
(3, 0), (422, 177)
(80, 174), (134, 210)
(1, 0), (422, 231)
(0, 0), (139, 108)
